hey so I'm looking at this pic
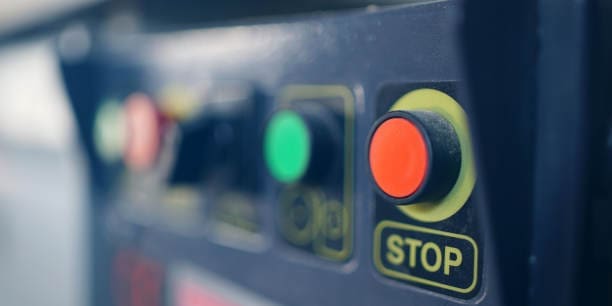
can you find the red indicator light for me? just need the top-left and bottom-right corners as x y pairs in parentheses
(124, 93), (164, 171)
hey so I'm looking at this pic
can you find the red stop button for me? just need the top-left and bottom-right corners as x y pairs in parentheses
(369, 117), (429, 198)
(368, 111), (461, 204)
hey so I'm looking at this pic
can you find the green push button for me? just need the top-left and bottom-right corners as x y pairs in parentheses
(264, 110), (311, 183)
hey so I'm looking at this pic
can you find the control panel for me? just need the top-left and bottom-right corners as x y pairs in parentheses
(61, 1), (514, 305)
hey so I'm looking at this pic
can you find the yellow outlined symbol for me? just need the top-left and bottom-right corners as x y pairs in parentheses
(390, 89), (476, 222)
(279, 187), (318, 246)
(322, 200), (345, 240)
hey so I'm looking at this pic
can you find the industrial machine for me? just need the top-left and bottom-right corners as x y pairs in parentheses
(2, 0), (610, 305)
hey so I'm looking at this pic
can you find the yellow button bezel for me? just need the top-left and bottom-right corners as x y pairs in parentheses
(389, 88), (476, 222)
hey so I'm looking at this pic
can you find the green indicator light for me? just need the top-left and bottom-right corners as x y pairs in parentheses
(94, 99), (126, 163)
(264, 110), (311, 183)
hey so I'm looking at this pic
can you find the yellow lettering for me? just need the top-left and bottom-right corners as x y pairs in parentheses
(404, 238), (423, 268)
(421, 242), (442, 272)
(444, 246), (463, 275)
(386, 234), (405, 265)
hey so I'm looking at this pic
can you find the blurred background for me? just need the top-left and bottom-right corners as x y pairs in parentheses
(0, 2), (92, 304)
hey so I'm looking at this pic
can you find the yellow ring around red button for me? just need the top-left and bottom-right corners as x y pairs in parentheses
(389, 88), (476, 222)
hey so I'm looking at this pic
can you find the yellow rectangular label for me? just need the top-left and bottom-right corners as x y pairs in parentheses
(373, 220), (479, 294)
